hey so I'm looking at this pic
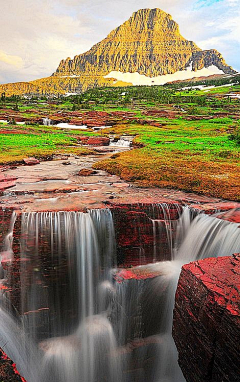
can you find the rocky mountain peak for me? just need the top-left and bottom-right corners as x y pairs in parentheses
(0, 8), (236, 96)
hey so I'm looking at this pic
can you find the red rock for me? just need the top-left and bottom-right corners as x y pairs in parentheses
(86, 137), (110, 146)
(78, 136), (89, 143)
(78, 169), (97, 176)
(0, 347), (26, 382)
(82, 119), (106, 127)
(114, 266), (164, 283)
(173, 254), (240, 382)
(190, 202), (240, 216)
(23, 157), (40, 165)
(0, 129), (28, 135)
(69, 118), (83, 126)
(215, 209), (240, 224)
(0, 171), (17, 192)
(0, 180), (16, 191)
(111, 203), (182, 266)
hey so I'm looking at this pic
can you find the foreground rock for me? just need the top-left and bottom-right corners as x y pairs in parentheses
(173, 254), (240, 382)
(0, 348), (26, 382)
(23, 157), (40, 165)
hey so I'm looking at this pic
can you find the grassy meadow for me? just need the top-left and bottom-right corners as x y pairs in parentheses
(0, 77), (239, 200)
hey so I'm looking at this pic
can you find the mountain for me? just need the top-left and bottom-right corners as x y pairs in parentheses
(0, 8), (236, 96)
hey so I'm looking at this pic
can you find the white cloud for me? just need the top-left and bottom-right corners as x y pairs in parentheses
(0, 51), (23, 68)
(0, 0), (239, 84)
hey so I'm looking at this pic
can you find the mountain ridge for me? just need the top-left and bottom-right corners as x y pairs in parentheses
(0, 8), (236, 96)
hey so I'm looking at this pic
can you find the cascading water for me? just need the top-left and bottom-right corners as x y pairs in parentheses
(0, 209), (120, 382)
(0, 206), (239, 382)
(42, 118), (52, 126)
(110, 138), (131, 147)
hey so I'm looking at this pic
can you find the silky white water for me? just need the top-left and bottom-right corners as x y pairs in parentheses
(0, 206), (239, 382)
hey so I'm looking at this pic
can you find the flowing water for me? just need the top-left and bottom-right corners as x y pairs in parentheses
(0, 206), (239, 382)
(110, 138), (131, 147)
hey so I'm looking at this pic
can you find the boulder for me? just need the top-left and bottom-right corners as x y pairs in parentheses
(173, 254), (240, 382)
(78, 169), (98, 176)
(0, 347), (26, 382)
(23, 157), (40, 165)
(86, 137), (110, 146)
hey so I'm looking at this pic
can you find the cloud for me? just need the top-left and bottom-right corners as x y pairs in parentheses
(1, 0), (239, 84)
(0, 51), (23, 68)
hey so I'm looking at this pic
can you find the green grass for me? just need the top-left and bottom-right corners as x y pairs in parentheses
(1, 82), (240, 199)
(0, 132), (92, 163)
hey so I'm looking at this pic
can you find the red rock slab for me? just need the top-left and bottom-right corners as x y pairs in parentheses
(86, 111), (110, 118)
(69, 118), (84, 126)
(0, 172), (17, 192)
(9, 181), (81, 194)
(0, 129), (28, 134)
(111, 182), (130, 188)
(0, 180), (16, 191)
(190, 202), (240, 215)
(215, 209), (240, 224)
(78, 169), (98, 176)
(23, 157), (40, 165)
(114, 267), (164, 283)
(173, 254), (240, 382)
(0, 347), (26, 382)
(78, 136), (89, 142)
(82, 119), (107, 127)
(86, 137), (110, 146)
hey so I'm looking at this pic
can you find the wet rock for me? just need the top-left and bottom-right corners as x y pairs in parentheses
(23, 157), (40, 165)
(78, 169), (98, 176)
(85, 137), (110, 146)
(0, 347), (26, 382)
(69, 118), (83, 126)
(173, 254), (240, 382)
(215, 209), (240, 224)
(111, 203), (182, 266)
(0, 171), (17, 192)
(78, 136), (89, 143)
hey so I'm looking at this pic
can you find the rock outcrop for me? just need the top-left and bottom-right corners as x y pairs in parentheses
(0, 8), (236, 96)
(54, 9), (235, 78)
(0, 348), (26, 382)
(173, 254), (240, 382)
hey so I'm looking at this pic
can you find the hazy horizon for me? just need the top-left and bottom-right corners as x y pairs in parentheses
(1, 0), (239, 84)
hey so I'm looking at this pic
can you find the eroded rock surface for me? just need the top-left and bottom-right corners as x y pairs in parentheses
(173, 254), (240, 382)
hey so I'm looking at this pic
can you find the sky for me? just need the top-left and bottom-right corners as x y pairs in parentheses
(0, 0), (239, 84)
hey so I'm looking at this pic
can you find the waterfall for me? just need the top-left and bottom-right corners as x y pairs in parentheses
(0, 206), (239, 382)
(175, 207), (240, 263)
(110, 138), (131, 147)
(42, 118), (52, 126)
(0, 211), (16, 277)
(0, 209), (120, 382)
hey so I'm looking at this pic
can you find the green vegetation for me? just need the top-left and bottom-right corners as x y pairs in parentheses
(0, 129), (93, 163)
(0, 79), (239, 199)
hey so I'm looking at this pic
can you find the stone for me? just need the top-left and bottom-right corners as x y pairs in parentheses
(0, 171), (17, 192)
(0, 347), (26, 382)
(86, 137), (110, 146)
(173, 254), (240, 382)
(78, 169), (98, 176)
(23, 157), (40, 165)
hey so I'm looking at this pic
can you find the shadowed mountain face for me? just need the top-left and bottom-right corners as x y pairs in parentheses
(0, 8), (236, 96)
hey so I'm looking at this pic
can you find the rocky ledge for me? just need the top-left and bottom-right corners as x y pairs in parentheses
(173, 254), (240, 382)
(0, 348), (26, 382)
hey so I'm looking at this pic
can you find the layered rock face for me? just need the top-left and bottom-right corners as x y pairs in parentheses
(54, 8), (235, 79)
(0, 8), (236, 96)
(173, 254), (240, 382)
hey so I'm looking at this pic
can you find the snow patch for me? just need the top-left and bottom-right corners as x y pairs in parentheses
(104, 65), (225, 86)
(56, 123), (88, 130)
